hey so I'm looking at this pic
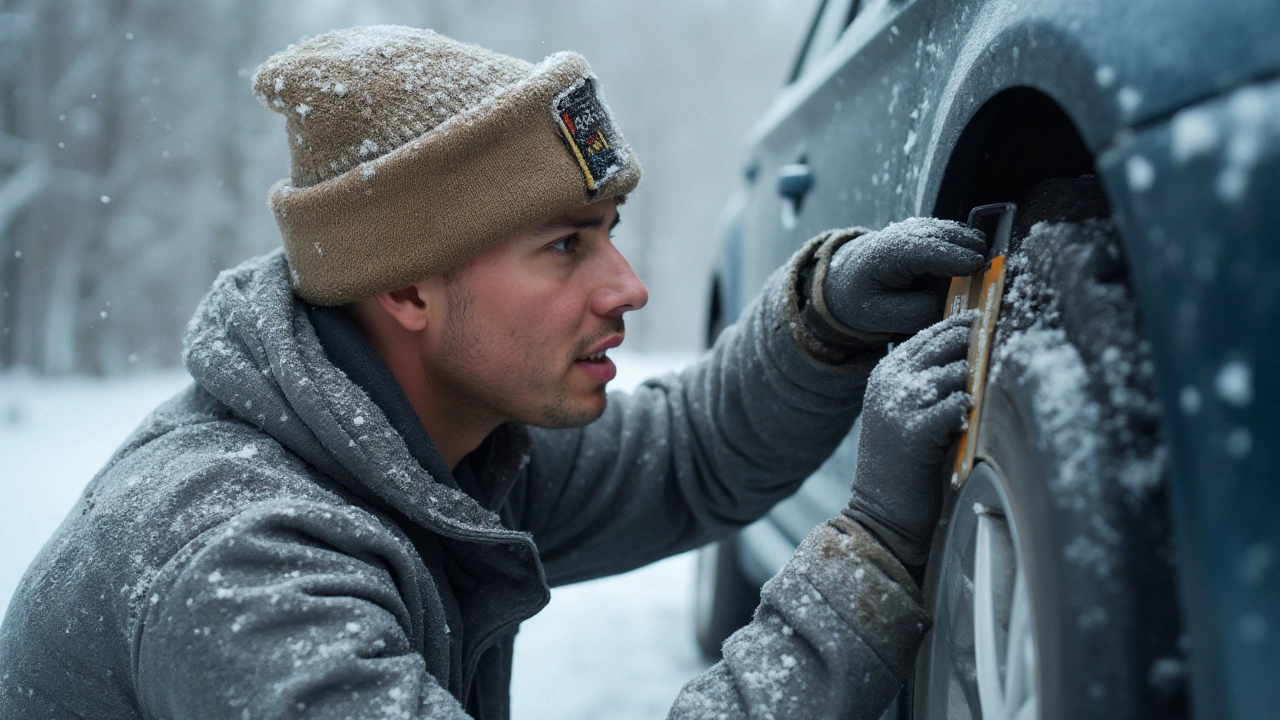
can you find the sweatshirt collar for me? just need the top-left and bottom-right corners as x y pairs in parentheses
(305, 304), (474, 494)
(305, 302), (529, 513)
(183, 250), (528, 538)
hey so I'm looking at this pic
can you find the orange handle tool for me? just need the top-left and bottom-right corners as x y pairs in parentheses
(943, 203), (1016, 489)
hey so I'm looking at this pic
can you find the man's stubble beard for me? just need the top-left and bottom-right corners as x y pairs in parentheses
(434, 274), (619, 429)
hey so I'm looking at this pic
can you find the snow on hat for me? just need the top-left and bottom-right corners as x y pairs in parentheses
(252, 25), (642, 305)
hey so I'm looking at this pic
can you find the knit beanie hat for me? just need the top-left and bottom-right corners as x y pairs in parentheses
(252, 25), (642, 305)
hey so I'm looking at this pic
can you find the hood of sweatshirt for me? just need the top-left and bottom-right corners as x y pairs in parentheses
(181, 249), (531, 547)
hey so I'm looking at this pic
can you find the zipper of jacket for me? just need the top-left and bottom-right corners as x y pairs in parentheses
(411, 499), (548, 697)
(459, 587), (549, 700)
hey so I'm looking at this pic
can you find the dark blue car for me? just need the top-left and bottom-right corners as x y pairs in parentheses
(694, 2), (1279, 719)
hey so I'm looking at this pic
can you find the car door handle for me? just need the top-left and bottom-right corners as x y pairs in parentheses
(777, 163), (814, 201)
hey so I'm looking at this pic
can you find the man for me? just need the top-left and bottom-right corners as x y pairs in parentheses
(0, 26), (986, 719)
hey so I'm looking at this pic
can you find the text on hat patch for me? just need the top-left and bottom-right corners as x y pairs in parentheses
(552, 78), (621, 198)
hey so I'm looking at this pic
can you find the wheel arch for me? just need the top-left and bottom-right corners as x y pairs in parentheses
(930, 87), (1097, 223)
(916, 14), (1138, 220)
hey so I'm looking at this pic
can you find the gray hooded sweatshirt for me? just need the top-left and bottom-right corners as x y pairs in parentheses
(0, 239), (928, 719)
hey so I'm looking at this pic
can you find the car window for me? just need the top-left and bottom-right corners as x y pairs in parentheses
(789, 0), (859, 83)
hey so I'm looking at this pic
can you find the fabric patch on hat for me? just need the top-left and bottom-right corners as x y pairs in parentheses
(552, 78), (621, 198)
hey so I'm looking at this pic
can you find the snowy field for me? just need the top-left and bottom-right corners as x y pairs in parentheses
(0, 351), (709, 719)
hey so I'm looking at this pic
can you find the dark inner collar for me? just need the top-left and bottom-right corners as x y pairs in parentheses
(305, 302), (488, 504)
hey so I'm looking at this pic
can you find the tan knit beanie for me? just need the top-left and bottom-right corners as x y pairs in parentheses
(252, 25), (642, 305)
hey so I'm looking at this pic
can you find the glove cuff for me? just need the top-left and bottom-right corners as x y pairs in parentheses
(839, 507), (932, 576)
(786, 231), (885, 365)
(806, 229), (902, 348)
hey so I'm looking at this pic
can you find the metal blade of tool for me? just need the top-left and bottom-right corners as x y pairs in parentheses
(945, 203), (1016, 489)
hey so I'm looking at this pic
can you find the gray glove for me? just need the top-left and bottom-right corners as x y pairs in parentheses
(815, 218), (986, 343)
(842, 311), (975, 570)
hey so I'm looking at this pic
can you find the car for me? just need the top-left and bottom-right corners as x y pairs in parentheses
(692, 1), (1279, 719)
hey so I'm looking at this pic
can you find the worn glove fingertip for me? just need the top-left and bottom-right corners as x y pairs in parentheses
(944, 307), (979, 324)
(929, 218), (988, 251)
(911, 321), (973, 368)
(947, 389), (974, 417)
(925, 390), (973, 439)
(951, 227), (989, 254)
(941, 324), (976, 355)
(936, 359), (971, 396)
(900, 235), (987, 278)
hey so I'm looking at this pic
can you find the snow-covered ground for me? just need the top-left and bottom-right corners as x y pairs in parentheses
(0, 351), (707, 719)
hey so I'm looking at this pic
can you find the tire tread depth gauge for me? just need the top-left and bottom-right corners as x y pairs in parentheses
(945, 203), (1017, 488)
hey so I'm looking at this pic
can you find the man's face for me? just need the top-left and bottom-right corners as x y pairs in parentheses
(422, 197), (648, 428)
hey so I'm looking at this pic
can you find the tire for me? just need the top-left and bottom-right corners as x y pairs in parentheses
(694, 537), (760, 662)
(912, 178), (1187, 719)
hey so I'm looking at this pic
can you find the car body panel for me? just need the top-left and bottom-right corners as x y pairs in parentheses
(1097, 78), (1280, 720)
(715, 1), (1280, 718)
(916, 0), (1280, 170)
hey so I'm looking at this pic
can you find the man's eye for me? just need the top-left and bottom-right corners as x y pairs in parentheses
(550, 234), (579, 253)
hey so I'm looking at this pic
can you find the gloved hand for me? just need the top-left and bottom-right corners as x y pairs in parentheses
(813, 218), (987, 343)
(842, 311), (975, 570)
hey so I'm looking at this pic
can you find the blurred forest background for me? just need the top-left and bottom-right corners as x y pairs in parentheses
(0, 0), (818, 375)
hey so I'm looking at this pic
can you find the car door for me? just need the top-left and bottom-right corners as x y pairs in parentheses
(736, 0), (940, 553)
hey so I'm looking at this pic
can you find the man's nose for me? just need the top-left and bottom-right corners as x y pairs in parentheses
(593, 243), (649, 317)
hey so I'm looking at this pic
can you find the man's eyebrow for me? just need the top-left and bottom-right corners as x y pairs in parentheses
(530, 211), (621, 237)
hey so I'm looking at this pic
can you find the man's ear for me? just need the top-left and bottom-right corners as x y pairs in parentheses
(374, 280), (441, 333)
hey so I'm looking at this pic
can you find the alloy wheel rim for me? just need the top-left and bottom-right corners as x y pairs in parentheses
(920, 462), (1039, 719)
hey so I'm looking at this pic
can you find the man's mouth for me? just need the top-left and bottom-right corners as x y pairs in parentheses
(574, 333), (623, 383)
(575, 330), (625, 362)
